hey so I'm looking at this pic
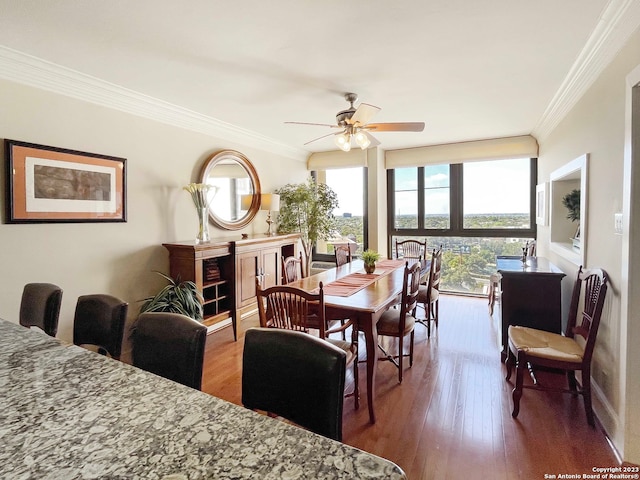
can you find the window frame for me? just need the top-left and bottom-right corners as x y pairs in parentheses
(312, 168), (369, 263)
(387, 159), (537, 252)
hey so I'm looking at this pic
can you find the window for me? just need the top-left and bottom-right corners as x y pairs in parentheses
(314, 167), (368, 262)
(388, 158), (537, 294)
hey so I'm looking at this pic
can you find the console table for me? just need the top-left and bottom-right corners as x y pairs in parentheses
(496, 256), (566, 360)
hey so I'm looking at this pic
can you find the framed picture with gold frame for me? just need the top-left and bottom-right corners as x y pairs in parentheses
(5, 139), (126, 223)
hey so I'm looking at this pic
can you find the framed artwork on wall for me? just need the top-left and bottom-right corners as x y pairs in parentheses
(5, 139), (126, 223)
(536, 182), (548, 226)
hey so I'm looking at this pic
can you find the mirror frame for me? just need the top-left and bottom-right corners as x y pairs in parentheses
(199, 150), (261, 230)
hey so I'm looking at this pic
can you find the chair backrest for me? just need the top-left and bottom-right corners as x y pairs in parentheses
(132, 312), (207, 390)
(525, 240), (537, 256)
(282, 252), (305, 284)
(19, 283), (63, 337)
(400, 261), (422, 321)
(334, 245), (352, 267)
(256, 280), (326, 337)
(73, 294), (129, 359)
(430, 245), (443, 292)
(565, 267), (608, 363)
(242, 327), (346, 441)
(395, 239), (426, 263)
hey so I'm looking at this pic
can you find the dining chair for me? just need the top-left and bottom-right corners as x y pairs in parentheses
(377, 261), (421, 383)
(416, 246), (443, 337)
(395, 238), (426, 264)
(132, 312), (207, 390)
(505, 266), (608, 427)
(19, 283), (63, 337)
(73, 294), (129, 360)
(282, 252), (306, 284)
(242, 327), (346, 441)
(255, 279), (358, 409)
(334, 244), (352, 267)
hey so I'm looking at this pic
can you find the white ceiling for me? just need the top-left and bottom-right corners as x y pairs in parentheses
(0, 0), (638, 159)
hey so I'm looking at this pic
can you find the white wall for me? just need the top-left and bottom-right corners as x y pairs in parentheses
(537, 27), (640, 462)
(0, 79), (308, 344)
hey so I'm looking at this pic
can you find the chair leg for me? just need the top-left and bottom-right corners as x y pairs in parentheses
(409, 331), (414, 367)
(352, 325), (359, 410)
(398, 335), (404, 383)
(433, 299), (439, 330)
(567, 370), (578, 392)
(511, 350), (526, 418)
(582, 368), (595, 427)
(505, 348), (514, 381)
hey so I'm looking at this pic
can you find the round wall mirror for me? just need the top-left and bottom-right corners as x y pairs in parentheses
(200, 150), (261, 230)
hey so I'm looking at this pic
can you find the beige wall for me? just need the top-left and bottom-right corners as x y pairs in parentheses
(0, 79), (308, 343)
(537, 27), (640, 462)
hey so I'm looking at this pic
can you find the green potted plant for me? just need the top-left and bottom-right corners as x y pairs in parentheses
(561, 189), (581, 248)
(276, 177), (339, 274)
(139, 271), (203, 321)
(361, 249), (381, 274)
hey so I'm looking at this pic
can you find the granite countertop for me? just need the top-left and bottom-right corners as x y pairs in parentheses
(0, 320), (406, 479)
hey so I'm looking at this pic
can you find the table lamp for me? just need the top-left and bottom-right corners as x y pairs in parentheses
(261, 193), (280, 236)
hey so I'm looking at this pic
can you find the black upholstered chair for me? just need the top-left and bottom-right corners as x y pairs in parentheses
(132, 312), (207, 390)
(242, 327), (347, 441)
(73, 294), (129, 360)
(19, 283), (63, 337)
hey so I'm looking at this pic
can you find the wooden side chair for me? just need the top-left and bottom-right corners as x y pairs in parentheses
(73, 294), (129, 360)
(19, 283), (63, 337)
(505, 266), (609, 427)
(282, 252), (306, 284)
(242, 327), (347, 441)
(334, 244), (352, 267)
(416, 246), (443, 337)
(255, 280), (359, 409)
(377, 261), (421, 383)
(395, 238), (426, 264)
(132, 312), (207, 390)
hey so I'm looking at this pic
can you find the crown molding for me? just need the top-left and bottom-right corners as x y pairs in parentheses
(533, 0), (640, 141)
(0, 46), (308, 162)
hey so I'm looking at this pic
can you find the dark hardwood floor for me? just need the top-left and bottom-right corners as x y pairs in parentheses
(201, 294), (619, 479)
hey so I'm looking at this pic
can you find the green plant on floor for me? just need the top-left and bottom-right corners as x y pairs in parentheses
(139, 271), (203, 321)
(276, 177), (339, 274)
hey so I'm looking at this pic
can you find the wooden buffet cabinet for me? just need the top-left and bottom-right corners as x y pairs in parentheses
(163, 233), (299, 340)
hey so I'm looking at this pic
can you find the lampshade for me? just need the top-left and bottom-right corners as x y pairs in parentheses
(261, 193), (280, 212)
(335, 130), (371, 151)
(335, 133), (352, 152)
(240, 194), (253, 211)
(354, 131), (371, 149)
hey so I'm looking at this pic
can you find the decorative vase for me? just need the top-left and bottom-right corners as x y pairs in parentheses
(364, 262), (375, 274)
(196, 207), (210, 244)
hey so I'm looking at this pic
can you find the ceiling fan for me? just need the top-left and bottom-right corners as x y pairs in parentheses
(285, 93), (425, 151)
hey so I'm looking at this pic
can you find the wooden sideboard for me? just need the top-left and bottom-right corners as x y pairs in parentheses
(497, 255), (566, 360)
(163, 233), (299, 340)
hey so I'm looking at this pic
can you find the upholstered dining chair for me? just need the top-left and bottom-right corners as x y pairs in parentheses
(505, 266), (608, 427)
(242, 327), (347, 441)
(334, 245), (352, 267)
(132, 312), (207, 390)
(282, 252), (306, 284)
(395, 238), (426, 264)
(19, 283), (63, 337)
(377, 261), (421, 383)
(255, 280), (358, 409)
(416, 246), (443, 337)
(73, 294), (129, 360)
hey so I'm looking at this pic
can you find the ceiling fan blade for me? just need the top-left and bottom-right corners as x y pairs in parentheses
(365, 122), (425, 132)
(285, 121), (340, 128)
(303, 131), (342, 145)
(348, 103), (380, 126)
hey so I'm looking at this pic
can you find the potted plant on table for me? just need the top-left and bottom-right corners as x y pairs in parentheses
(361, 249), (381, 274)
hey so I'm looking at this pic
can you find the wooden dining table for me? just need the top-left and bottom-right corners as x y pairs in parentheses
(288, 258), (408, 424)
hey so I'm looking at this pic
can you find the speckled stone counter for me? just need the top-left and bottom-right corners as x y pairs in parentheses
(0, 319), (406, 479)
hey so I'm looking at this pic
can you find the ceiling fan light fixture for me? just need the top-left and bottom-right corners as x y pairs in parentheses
(354, 130), (371, 149)
(335, 132), (352, 152)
